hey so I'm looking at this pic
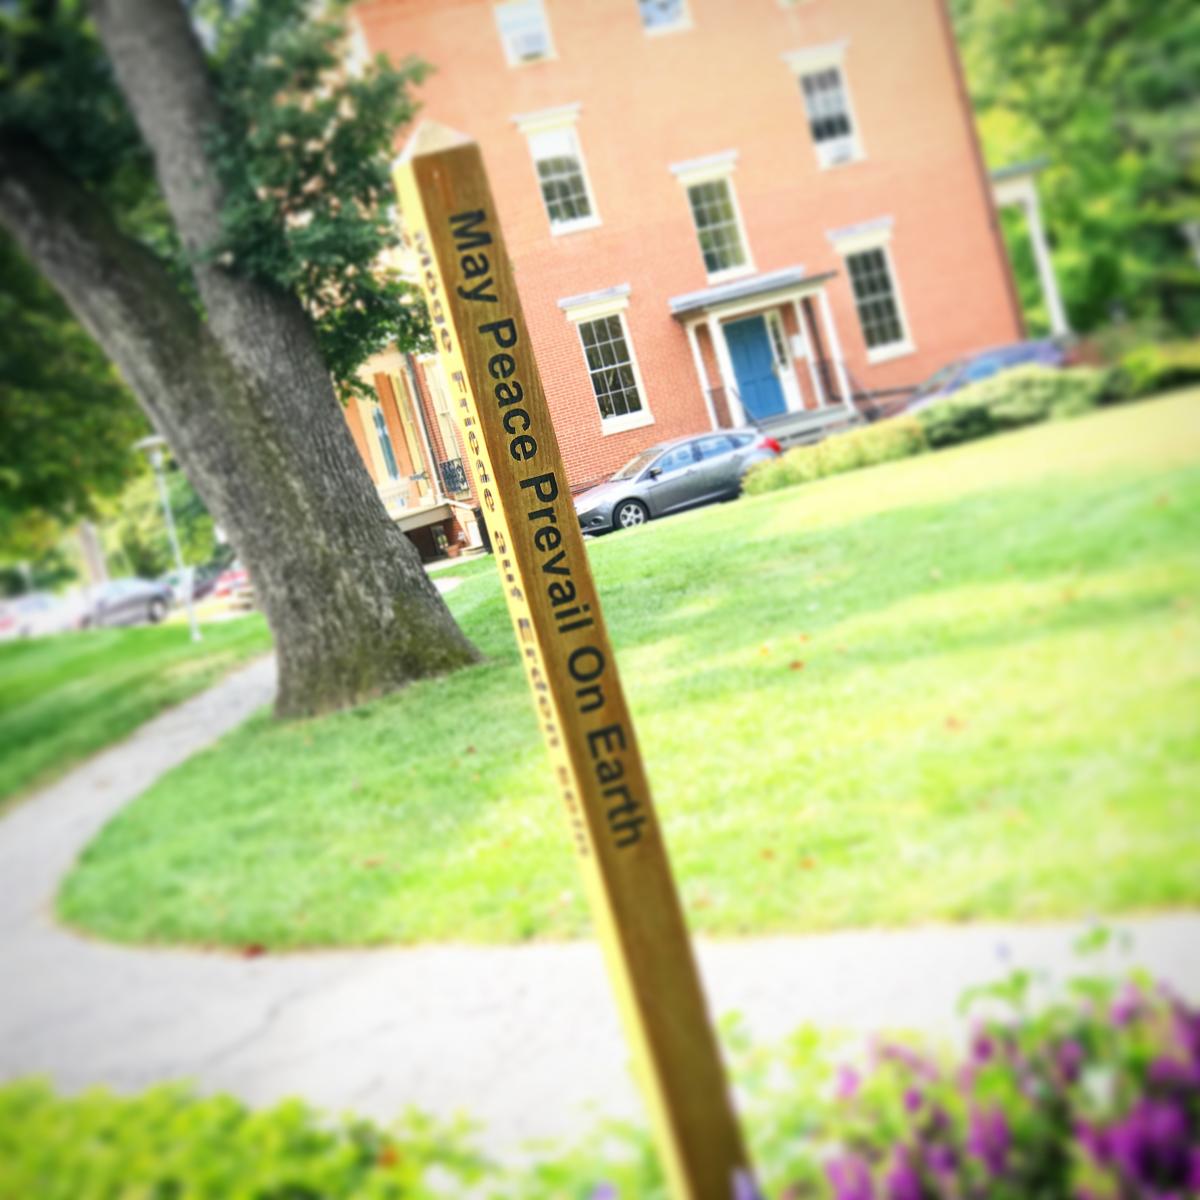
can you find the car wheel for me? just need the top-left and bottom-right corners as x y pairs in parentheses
(148, 597), (167, 624)
(613, 499), (649, 531)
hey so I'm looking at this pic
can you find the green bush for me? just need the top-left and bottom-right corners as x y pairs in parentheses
(743, 416), (926, 496)
(1112, 341), (1200, 399)
(919, 365), (1107, 448)
(0, 1082), (488, 1199)
(5, 966), (1197, 1199)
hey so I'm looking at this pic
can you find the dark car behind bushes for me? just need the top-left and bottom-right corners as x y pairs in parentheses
(907, 339), (1068, 412)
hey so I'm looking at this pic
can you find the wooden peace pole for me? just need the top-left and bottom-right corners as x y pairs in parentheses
(394, 124), (756, 1200)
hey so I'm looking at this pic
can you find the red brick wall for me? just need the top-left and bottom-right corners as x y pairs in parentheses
(356, 0), (1021, 487)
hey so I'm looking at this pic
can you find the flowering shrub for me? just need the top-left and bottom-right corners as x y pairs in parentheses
(2, 967), (1195, 1198)
(772, 970), (1200, 1200)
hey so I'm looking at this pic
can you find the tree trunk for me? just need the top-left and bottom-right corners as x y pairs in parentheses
(0, 8), (482, 718)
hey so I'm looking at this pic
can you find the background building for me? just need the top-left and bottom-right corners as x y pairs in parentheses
(348, 0), (1023, 523)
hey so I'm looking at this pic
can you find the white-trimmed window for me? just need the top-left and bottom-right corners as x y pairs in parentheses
(828, 219), (913, 362)
(784, 42), (862, 168)
(559, 286), (653, 434)
(370, 405), (400, 481)
(638, 0), (690, 34)
(494, 0), (555, 65)
(515, 106), (599, 235)
(670, 151), (752, 282)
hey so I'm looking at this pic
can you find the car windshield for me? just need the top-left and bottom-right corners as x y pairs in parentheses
(915, 362), (963, 395)
(610, 448), (664, 481)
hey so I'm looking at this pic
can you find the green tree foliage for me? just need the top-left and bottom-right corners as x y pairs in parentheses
(0, 230), (147, 539)
(99, 468), (222, 581)
(0, 0), (429, 401)
(953, 0), (1200, 335)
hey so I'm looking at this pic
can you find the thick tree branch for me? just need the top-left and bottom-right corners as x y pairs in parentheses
(90, 0), (226, 257)
(0, 134), (212, 434)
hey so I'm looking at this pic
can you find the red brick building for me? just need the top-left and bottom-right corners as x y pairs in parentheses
(347, 0), (1022, 550)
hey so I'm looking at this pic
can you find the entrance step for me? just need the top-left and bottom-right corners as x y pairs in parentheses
(757, 404), (862, 449)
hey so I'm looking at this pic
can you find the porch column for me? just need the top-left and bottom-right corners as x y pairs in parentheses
(707, 314), (745, 425)
(792, 296), (826, 408)
(685, 320), (719, 430)
(1021, 184), (1070, 337)
(815, 289), (856, 415)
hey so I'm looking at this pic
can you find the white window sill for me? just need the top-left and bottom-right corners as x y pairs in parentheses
(505, 53), (558, 69)
(816, 147), (865, 172)
(644, 19), (693, 36)
(600, 409), (655, 436)
(705, 263), (755, 285)
(550, 214), (602, 237)
(866, 340), (916, 365)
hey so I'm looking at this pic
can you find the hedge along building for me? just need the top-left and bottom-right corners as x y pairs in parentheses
(347, 0), (1023, 512)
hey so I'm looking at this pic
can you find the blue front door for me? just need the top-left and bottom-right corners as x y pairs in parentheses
(724, 315), (786, 421)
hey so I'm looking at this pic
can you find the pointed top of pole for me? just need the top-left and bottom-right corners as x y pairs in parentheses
(396, 120), (475, 165)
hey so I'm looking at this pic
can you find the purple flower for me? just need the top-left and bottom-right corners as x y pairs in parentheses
(1172, 1003), (1200, 1067)
(1076, 1119), (1112, 1165)
(732, 1167), (763, 1200)
(1111, 982), (1144, 1027)
(1056, 1038), (1085, 1083)
(836, 1064), (862, 1101)
(925, 1143), (957, 1178)
(827, 1153), (875, 1200)
(884, 1147), (923, 1200)
(588, 1186), (617, 1200)
(877, 1041), (939, 1080)
(903, 1087), (923, 1113)
(1108, 1099), (1191, 1189)
(1148, 1054), (1199, 1091)
(970, 1031), (996, 1063)
(967, 1105), (1010, 1176)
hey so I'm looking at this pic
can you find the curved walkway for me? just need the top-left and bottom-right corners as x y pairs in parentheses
(1, 657), (1197, 1155)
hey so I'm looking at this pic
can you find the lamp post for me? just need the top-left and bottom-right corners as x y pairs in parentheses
(134, 435), (201, 643)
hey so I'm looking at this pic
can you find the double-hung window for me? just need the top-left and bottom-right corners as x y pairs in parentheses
(371, 405), (400, 481)
(638, 0), (690, 34)
(687, 180), (748, 276)
(847, 250), (905, 350)
(494, 0), (554, 65)
(827, 218), (914, 362)
(671, 150), (752, 281)
(579, 315), (643, 422)
(559, 285), (653, 434)
(516, 106), (599, 235)
(784, 42), (862, 168)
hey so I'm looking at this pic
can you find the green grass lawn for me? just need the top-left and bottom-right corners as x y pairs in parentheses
(0, 615), (271, 806)
(58, 392), (1200, 949)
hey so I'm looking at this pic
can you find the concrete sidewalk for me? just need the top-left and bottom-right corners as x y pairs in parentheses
(1, 657), (1197, 1155)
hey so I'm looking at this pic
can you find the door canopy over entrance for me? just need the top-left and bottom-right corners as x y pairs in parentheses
(668, 265), (856, 431)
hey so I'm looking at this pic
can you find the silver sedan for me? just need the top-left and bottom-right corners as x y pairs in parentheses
(573, 429), (781, 534)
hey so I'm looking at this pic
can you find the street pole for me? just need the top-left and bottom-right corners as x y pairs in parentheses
(138, 438), (201, 643)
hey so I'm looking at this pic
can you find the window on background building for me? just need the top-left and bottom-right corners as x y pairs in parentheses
(577, 314), (644, 422)
(686, 178), (748, 276)
(846, 247), (907, 351)
(527, 124), (596, 230)
(371, 405), (400, 480)
(799, 66), (859, 167)
(494, 0), (554, 65)
(638, 0), (690, 34)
